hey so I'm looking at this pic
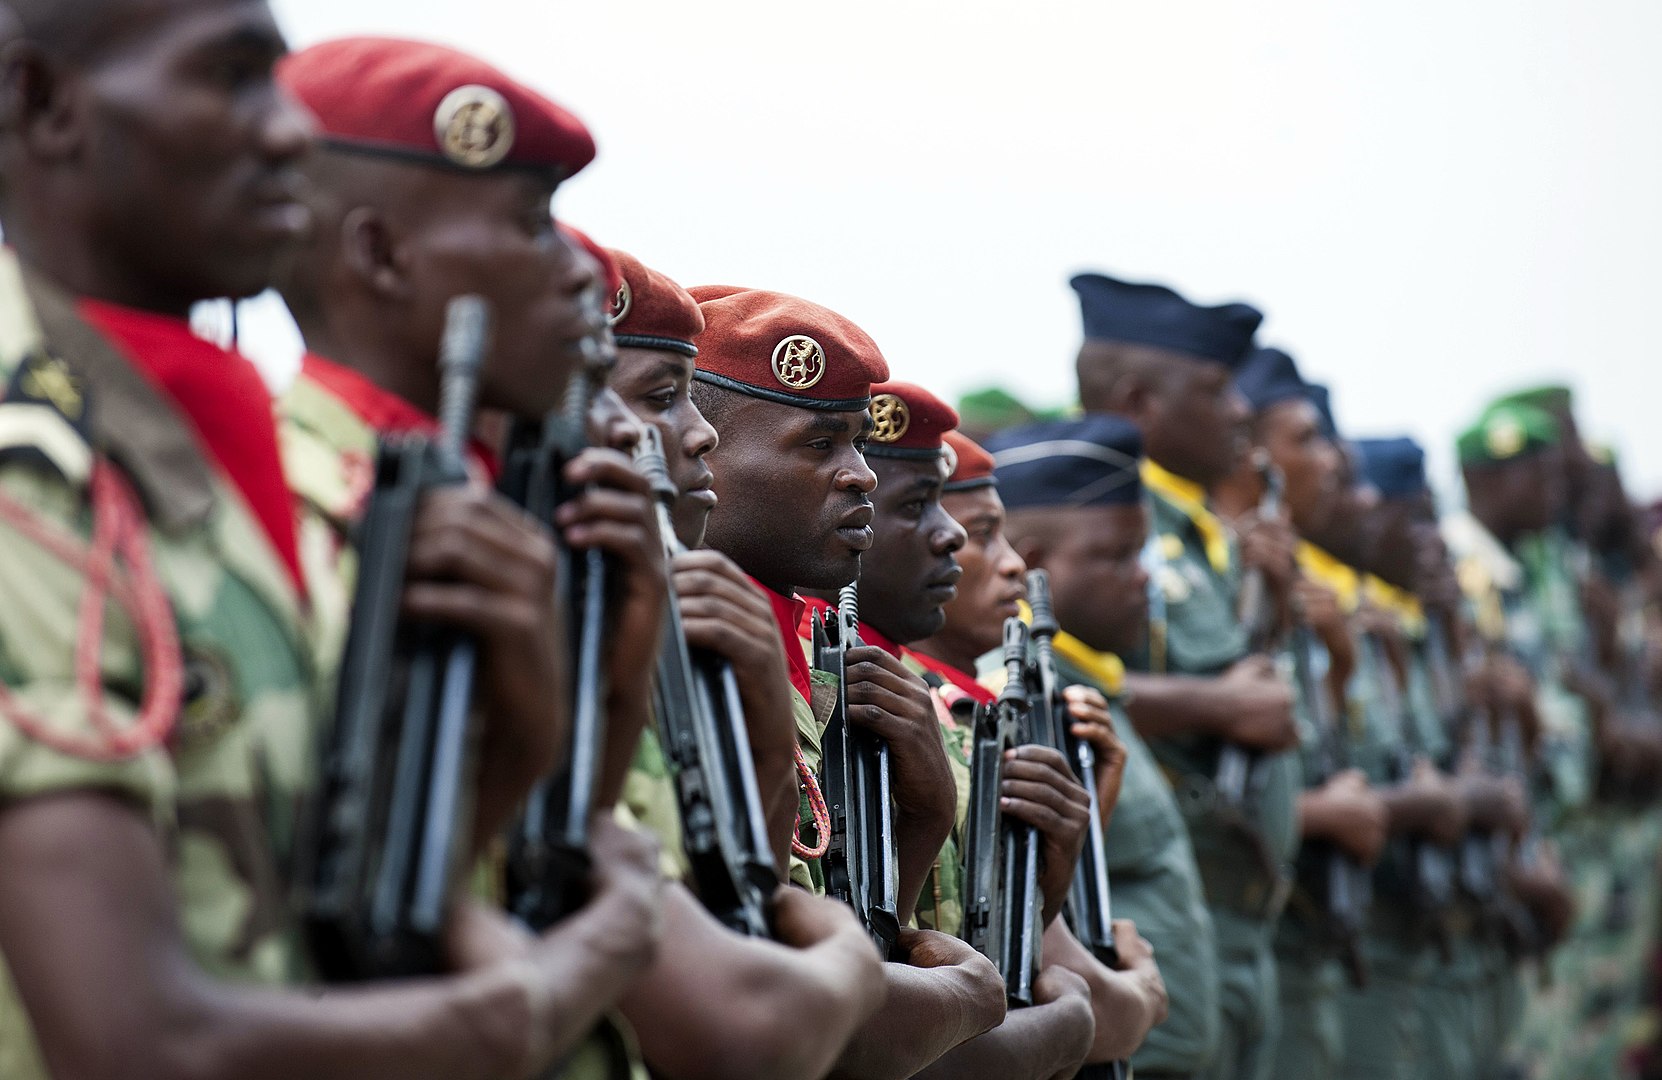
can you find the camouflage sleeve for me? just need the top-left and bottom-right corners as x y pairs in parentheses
(620, 726), (691, 881)
(0, 464), (175, 827)
(912, 703), (972, 938)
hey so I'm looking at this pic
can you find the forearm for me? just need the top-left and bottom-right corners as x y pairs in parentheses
(1042, 922), (1154, 1061)
(1381, 786), (1444, 836)
(622, 887), (873, 1080)
(831, 963), (1005, 1080)
(599, 690), (657, 809)
(1122, 674), (1229, 740)
(909, 998), (1094, 1080)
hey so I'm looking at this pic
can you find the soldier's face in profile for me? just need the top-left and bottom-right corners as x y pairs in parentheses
(53, 0), (312, 307)
(700, 398), (876, 592)
(611, 346), (719, 548)
(1044, 504), (1151, 655)
(1259, 400), (1342, 538)
(400, 174), (601, 418)
(858, 457), (967, 645)
(1142, 358), (1251, 487)
(938, 487), (1028, 659)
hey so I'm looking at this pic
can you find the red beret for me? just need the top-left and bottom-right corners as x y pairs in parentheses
(558, 224), (621, 296)
(942, 431), (997, 491)
(279, 37), (595, 178)
(865, 381), (959, 459)
(688, 287), (889, 411)
(606, 249), (703, 358)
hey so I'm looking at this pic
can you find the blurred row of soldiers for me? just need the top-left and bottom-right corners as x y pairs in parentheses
(0, 3), (1657, 1079)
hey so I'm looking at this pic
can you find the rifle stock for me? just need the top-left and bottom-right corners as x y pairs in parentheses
(301, 296), (490, 980)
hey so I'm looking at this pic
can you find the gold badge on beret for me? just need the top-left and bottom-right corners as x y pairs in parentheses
(869, 393), (910, 444)
(771, 335), (826, 391)
(608, 279), (632, 327)
(1485, 417), (1525, 460)
(434, 85), (515, 169)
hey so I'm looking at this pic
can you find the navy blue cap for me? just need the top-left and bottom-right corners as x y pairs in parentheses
(1355, 436), (1428, 498)
(985, 415), (1144, 509)
(1304, 383), (1339, 441)
(1070, 272), (1263, 370)
(1235, 346), (1308, 413)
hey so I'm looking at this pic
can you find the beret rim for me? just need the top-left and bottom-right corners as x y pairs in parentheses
(318, 136), (570, 178)
(865, 445), (948, 461)
(942, 476), (998, 493)
(692, 369), (871, 412)
(615, 333), (698, 358)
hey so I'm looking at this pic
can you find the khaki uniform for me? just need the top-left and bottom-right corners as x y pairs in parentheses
(0, 252), (329, 1077)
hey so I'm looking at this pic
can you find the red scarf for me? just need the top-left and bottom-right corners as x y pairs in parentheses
(796, 595), (920, 673)
(79, 300), (305, 596)
(757, 578), (814, 703)
(908, 648), (997, 706)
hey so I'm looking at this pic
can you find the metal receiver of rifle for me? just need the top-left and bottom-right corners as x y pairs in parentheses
(634, 428), (776, 937)
(501, 346), (611, 931)
(962, 618), (1027, 970)
(301, 294), (491, 980)
(1216, 451), (1284, 813)
(1026, 569), (1127, 1077)
(814, 579), (901, 957)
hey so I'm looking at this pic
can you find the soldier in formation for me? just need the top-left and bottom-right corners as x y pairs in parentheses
(0, 3), (1657, 1078)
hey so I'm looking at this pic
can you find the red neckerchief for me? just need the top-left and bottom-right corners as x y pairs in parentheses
(909, 647), (997, 706)
(756, 578), (813, 702)
(301, 352), (501, 481)
(79, 300), (305, 596)
(797, 595), (911, 662)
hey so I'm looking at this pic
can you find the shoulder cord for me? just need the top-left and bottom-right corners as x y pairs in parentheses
(790, 743), (831, 860)
(0, 460), (183, 760)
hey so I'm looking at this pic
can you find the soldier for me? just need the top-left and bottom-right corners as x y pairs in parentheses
(914, 425), (1171, 1066)
(984, 414), (1222, 1080)
(802, 380), (1105, 1078)
(0, 8), (661, 1080)
(1071, 273), (1301, 1080)
(1217, 347), (1390, 1080)
(687, 287), (1009, 1078)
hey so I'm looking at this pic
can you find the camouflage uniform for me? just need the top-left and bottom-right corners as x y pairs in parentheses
(0, 252), (329, 1078)
(1136, 464), (1300, 1080)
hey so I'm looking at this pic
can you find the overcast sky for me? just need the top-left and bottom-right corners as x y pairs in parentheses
(253, 0), (1662, 500)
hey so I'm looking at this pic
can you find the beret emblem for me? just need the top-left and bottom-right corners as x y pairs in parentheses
(1485, 418), (1525, 460)
(434, 85), (515, 169)
(608, 279), (632, 327)
(771, 335), (826, 391)
(869, 394), (911, 444)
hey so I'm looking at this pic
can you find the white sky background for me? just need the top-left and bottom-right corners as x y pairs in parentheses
(254, 0), (1662, 499)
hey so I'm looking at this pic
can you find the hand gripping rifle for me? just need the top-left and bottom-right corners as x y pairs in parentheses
(302, 296), (491, 980)
(1215, 453), (1284, 816)
(962, 618), (1044, 1006)
(1289, 622), (1372, 987)
(500, 357), (610, 931)
(1423, 615), (1503, 917)
(1363, 631), (1457, 954)
(1027, 570), (1131, 1080)
(633, 427), (776, 937)
(814, 581), (900, 957)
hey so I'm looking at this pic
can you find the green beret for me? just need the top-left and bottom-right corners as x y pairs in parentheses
(1492, 384), (1573, 417)
(1457, 402), (1561, 467)
(955, 388), (1069, 434)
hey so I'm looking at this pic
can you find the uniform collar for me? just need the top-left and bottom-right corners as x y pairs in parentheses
(1142, 457), (1231, 574)
(1363, 573), (1426, 633)
(302, 352), (440, 437)
(1297, 541), (1361, 613)
(756, 577), (814, 702)
(908, 648), (997, 706)
(1051, 630), (1127, 696)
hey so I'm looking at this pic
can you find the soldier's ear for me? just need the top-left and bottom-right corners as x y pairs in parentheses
(339, 205), (410, 301)
(0, 41), (84, 162)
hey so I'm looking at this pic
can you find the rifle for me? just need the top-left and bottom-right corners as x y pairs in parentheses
(500, 358), (610, 931)
(1362, 631), (1457, 951)
(1216, 453), (1284, 813)
(302, 296), (491, 980)
(1027, 570), (1130, 1080)
(962, 618), (1043, 1007)
(814, 581), (900, 956)
(1423, 614), (1503, 915)
(1289, 622), (1372, 987)
(633, 427), (776, 937)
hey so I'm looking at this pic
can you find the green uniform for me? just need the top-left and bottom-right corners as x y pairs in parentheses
(1052, 637), (1221, 1076)
(0, 252), (330, 1077)
(1136, 466), (1300, 1080)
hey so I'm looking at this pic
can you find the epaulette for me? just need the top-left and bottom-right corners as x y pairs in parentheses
(0, 348), (94, 486)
